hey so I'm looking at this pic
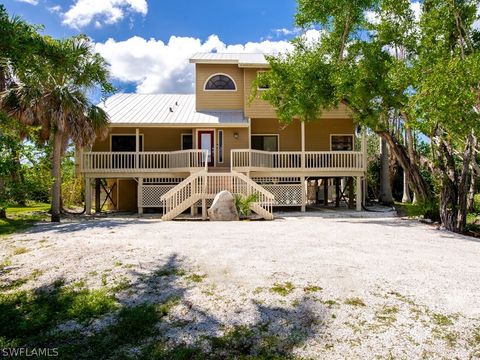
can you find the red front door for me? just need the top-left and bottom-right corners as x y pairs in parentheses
(198, 130), (214, 167)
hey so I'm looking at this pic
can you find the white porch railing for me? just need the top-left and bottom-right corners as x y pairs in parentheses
(231, 150), (365, 172)
(81, 150), (208, 174)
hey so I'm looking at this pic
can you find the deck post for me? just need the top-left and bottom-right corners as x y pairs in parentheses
(301, 121), (305, 169)
(301, 176), (306, 212)
(85, 177), (92, 215)
(361, 127), (367, 172)
(135, 128), (140, 170)
(323, 178), (329, 206)
(137, 177), (143, 214)
(335, 178), (340, 207)
(202, 198), (207, 220)
(95, 178), (101, 213)
(348, 177), (355, 209)
(356, 176), (362, 211)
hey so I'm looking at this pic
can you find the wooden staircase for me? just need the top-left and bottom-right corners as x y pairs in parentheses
(160, 171), (274, 221)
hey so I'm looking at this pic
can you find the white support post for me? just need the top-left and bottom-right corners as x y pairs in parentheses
(361, 128), (367, 171)
(356, 176), (362, 212)
(135, 128), (140, 170)
(138, 177), (143, 215)
(202, 198), (207, 220)
(301, 176), (306, 212)
(85, 177), (92, 215)
(248, 118), (252, 169)
(301, 121), (305, 169)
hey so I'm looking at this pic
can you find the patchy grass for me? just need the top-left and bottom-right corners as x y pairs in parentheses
(110, 277), (131, 293)
(323, 299), (339, 308)
(0, 277), (29, 291)
(154, 267), (186, 278)
(303, 285), (322, 293)
(0, 258), (12, 271)
(432, 313), (454, 327)
(185, 273), (206, 283)
(12, 246), (29, 255)
(59, 298), (179, 359)
(0, 282), (119, 348)
(344, 297), (366, 307)
(430, 313), (458, 347)
(269, 282), (295, 296)
(374, 305), (399, 327)
(0, 203), (50, 236)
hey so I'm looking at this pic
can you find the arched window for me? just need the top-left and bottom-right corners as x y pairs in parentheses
(204, 74), (236, 91)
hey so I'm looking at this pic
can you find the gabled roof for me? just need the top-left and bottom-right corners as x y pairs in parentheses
(189, 53), (269, 68)
(98, 94), (248, 126)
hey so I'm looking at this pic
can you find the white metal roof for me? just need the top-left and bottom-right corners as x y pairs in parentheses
(189, 53), (269, 68)
(98, 94), (248, 126)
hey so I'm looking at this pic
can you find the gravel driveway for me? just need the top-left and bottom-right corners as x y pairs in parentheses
(2, 210), (480, 359)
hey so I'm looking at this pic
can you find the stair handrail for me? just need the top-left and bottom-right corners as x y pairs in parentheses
(231, 171), (275, 200)
(160, 171), (205, 201)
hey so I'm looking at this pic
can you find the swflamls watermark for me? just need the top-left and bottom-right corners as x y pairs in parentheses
(1, 348), (59, 357)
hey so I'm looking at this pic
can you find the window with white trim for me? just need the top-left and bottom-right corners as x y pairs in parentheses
(181, 134), (193, 150)
(331, 135), (354, 151)
(251, 135), (278, 151)
(111, 135), (143, 152)
(257, 71), (270, 90)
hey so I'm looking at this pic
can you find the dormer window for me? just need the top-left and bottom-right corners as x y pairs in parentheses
(204, 74), (236, 91)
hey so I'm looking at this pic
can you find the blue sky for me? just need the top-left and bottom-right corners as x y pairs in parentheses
(5, 0), (304, 94)
(5, 0), (298, 44)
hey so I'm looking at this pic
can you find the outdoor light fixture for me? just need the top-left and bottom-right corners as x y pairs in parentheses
(234, 132), (239, 139)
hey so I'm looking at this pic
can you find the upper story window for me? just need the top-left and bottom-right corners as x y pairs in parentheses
(204, 74), (236, 91)
(257, 71), (270, 90)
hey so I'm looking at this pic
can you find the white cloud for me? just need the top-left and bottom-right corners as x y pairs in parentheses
(48, 5), (62, 13)
(365, 1), (422, 25)
(95, 33), (302, 94)
(473, 4), (480, 30)
(273, 27), (302, 37)
(410, 1), (422, 22)
(15, 0), (38, 5)
(62, 0), (147, 29)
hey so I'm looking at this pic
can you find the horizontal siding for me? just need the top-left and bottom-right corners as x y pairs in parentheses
(305, 118), (355, 151)
(195, 64), (244, 111)
(252, 118), (355, 151)
(251, 118), (301, 151)
(217, 128), (249, 168)
(92, 127), (190, 152)
(244, 69), (278, 118)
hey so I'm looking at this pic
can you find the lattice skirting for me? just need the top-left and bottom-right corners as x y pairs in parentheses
(141, 185), (175, 207)
(262, 184), (303, 206)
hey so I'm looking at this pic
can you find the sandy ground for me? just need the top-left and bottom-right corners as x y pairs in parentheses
(2, 209), (480, 359)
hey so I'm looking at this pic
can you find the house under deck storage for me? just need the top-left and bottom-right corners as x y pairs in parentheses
(80, 53), (367, 220)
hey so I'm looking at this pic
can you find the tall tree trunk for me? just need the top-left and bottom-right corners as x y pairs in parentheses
(456, 134), (474, 232)
(402, 127), (413, 203)
(467, 137), (478, 213)
(0, 65), (7, 218)
(405, 126), (416, 202)
(402, 171), (412, 203)
(51, 130), (64, 222)
(379, 137), (393, 205)
(467, 169), (478, 212)
(437, 135), (474, 233)
(379, 131), (431, 202)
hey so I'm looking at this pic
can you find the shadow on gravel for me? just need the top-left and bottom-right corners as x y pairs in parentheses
(22, 218), (156, 235)
(0, 253), (324, 359)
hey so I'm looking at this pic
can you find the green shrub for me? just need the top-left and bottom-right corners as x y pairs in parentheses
(234, 193), (259, 217)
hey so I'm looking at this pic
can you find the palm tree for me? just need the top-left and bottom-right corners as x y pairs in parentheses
(0, 35), (114, 222)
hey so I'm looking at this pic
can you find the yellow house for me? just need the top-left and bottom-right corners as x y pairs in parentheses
(81, 53), (367, 220)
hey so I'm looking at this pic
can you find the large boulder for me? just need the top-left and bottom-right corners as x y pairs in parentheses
(208, 190), (239, 221)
